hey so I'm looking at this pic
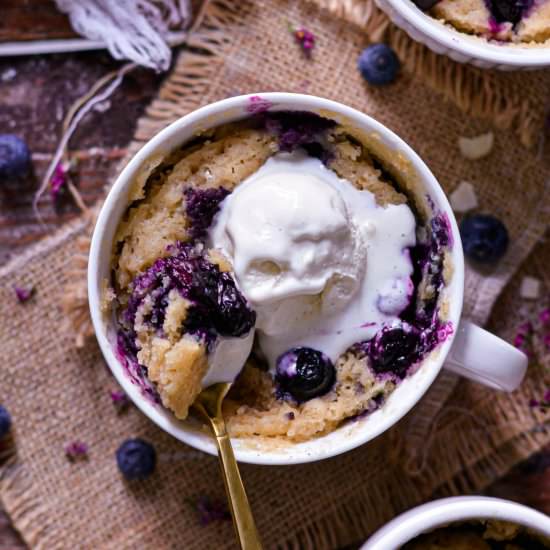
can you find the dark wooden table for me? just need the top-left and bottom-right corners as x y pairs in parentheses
(1, 2), (548, 547)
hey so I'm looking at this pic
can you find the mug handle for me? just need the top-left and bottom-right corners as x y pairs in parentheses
(443, 320), (528, 391)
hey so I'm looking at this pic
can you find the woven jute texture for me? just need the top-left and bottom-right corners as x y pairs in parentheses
(1, 1), (550, 548)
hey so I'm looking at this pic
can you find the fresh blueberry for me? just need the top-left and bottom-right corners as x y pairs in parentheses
(0, 405), (11, 439)
(276, 347), (336, 402)
(0, 134), (31, 180)
(368, 326), (421, 377)
(411, 0), (441, 9)
(358, 44), (400, 86)
(116, 438), (156, 480)
(460, 214), (509, 264)
(488, 0), (530, 24)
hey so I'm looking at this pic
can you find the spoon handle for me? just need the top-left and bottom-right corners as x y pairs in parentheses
(210, 417), (262, 549)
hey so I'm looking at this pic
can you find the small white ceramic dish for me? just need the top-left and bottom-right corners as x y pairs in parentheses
(375, 0), (550, 70)
(88, 93), (527, 465)
(362, 496), (550, 549)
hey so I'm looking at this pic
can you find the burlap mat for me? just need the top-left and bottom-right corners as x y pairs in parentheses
(1, 1), (550, 548)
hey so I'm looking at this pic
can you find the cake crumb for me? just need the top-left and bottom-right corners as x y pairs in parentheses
(100, 279), (116, 312)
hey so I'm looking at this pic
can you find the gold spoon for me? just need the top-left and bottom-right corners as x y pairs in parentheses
(193, 382), (262, 550)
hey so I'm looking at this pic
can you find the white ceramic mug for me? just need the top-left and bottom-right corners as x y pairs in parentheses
(374, 0), (550, 70)
(362, 496), (550, 549)
(88, 93), (527, 465)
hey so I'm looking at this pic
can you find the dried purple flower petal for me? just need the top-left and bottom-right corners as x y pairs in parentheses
(529, 391), (550, 410)
(110, 389), (127, 403)
(540, 309), (550, 325)
(65, 441), (88, 461)
(513, 334), (526, 349)
(110, 389), (130, 412)
(50, 162), (69, 203)
(14, 285), (34, 303)
(192, 495), (231, 526)
(289, 24), (316, 55)
(513, 320), (535, 352)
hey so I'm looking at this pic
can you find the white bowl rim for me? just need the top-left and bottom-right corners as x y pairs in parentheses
(383, 0), (550, 68)
(88, 92), (464, 466)
(361, 496), (550, 549)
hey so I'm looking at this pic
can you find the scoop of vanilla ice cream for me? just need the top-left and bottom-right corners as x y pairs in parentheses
(208, 150), (416, 372)
(210, 152), (367, 336)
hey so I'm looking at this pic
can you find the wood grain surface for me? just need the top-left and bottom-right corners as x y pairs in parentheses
(0, 1), (548, 548)
(0, 52), (162, 266)
(0, 0), (76, 42)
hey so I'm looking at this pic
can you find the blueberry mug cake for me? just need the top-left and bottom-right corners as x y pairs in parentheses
(110, 109), (454, 443)
(414, 0), (550, 44)
(403, 518), (550, 549)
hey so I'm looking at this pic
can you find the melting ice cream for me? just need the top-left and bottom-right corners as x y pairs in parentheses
(205, 150), (417, 382)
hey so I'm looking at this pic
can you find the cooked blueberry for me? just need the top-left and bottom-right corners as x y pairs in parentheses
(215, 276), (255, 335)
(0, 134), (31, 180)
(122, 242), (255, 349)
(411, 0), (441, 9)
(460, 214), (509, 264)
(430, 214), (452, 247)
(302, 141), (331, 164)
(264, 112), (335, 153)
(488, 0), (529, 24)
(116, 438), (156, 480)
(189, 269), (256, 338)
(358, 44), (400, 86)
(368, 326), (421, 376)
(184, 187), (229, 240)
(0, 405), (12, 439)
(276, 347), (335, 401)
(116, 333), (160, 402)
